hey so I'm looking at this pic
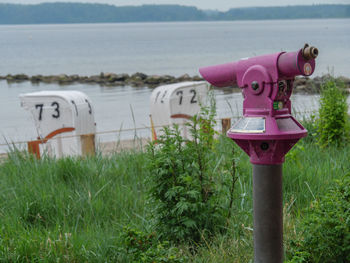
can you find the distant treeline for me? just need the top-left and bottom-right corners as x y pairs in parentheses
(0, 3), (349, 24)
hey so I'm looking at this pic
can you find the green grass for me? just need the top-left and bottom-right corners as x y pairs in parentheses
(0, 138), (349, 262)
(0, 150), (149, 262)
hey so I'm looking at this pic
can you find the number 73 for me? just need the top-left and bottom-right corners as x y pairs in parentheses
(35, 102), (60, 121)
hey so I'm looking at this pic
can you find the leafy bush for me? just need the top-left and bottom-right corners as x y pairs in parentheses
(287, 173), (350, 262)
(146, 105), (238, 244)
(317, 79), (349, 147)
(300, 114), (318, 143)
(119, 227), (186, 262)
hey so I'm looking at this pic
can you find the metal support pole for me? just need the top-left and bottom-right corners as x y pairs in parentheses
(253, 164), (283, 263)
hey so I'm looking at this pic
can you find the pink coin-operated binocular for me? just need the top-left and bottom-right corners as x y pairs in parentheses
(199, 44), (318, 164)
(200, 44), (318, 263)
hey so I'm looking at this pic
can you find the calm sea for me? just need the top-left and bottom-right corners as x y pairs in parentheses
(0, 19), (349, 76)
(0, 19), (349, 152)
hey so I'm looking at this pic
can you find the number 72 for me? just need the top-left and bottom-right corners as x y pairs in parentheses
(176, 89), (197, 105)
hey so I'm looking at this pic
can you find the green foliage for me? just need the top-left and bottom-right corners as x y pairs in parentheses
(222, 4), (350, 20)
(1, 130), (350, 261)
(0, 3), (348, 24)
(287, 173), (350, 262)
(146, 105), (238, 244)
(317, 79), (349, 147)
(119, 227), (187, 262)
(285, 251), (311, 263)
(0, 150), (150, 262)
(286, 143), (305, 169)
(300, 114), (318, 143)
(0, 3), (206, 24)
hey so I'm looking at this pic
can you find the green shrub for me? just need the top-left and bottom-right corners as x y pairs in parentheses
(300, 114), (318, 144)
(287, 173), (350, 262)
(146, 105), (238, 244)
(119, 227), (186, 262)
(317, 79), (349, 147)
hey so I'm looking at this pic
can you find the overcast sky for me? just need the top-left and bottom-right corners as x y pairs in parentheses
(0, 0), (349, 11)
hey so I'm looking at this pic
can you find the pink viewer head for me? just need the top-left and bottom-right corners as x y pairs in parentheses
(199, 44), (318, 165)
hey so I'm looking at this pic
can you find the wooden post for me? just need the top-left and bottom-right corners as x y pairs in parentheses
(28, 141), (41, 159)
(150, 114), (157, 142)
(221, 118), (231, 135)
(81, 134), (96, 156)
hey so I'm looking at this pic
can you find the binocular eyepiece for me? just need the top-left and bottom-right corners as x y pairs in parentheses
(302, 44), (318, 60)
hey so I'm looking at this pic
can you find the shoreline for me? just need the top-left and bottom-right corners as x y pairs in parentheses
(0, 138), (151, 160)
(1, 73), (349, 94)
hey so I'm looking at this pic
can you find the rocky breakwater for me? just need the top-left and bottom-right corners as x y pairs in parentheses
(0, 72), (203, 88)
(293, 75), (350, 94)
(1, 73), (349, 93)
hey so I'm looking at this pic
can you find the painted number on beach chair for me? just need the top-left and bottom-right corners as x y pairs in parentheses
(85, 99), (92, 114)
(175, 89), (198, 105)
(71, 100), (78, 116)
(190, 89), (197, 104)
(35, 104), (44, 121)
(160, 91), (167, 104)
(176, 90), (183, 105)
(35, 102), (61, 121)
(51, 101), (60, 118)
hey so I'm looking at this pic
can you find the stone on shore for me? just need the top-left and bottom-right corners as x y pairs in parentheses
(87, 75), (105, 84)
(30, 75), (43, 83)
(144, 75), (162, 85)
(192, 75), (203, 81)
(105, 73), (118, 82)
(115, 73), (130, 81)
(5, 74), (29, 82)
(131, 72), (148, 80)
(177, 74), (191, 81)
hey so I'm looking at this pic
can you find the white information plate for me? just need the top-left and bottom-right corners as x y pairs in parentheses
(230, 117), (265, 133)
